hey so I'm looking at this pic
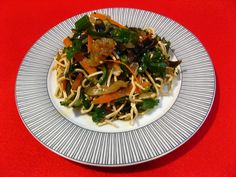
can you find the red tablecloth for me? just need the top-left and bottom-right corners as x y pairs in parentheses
(1, 0), (236, 176)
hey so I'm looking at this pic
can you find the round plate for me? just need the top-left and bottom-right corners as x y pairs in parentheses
(15, 8), (216, 166)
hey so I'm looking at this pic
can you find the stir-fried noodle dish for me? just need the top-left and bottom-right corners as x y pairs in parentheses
(53, 13), (181, 126)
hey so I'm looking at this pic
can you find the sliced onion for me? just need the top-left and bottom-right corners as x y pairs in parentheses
(138, 92), (157, 99)
(85, 80), (128, 96)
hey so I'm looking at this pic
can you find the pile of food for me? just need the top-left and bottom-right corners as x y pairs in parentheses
(53, 13), (181, 126)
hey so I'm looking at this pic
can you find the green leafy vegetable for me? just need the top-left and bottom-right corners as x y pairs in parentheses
(60, 92), (89, 109)
(60, 100), (71, 106)
(98, 65), (108, 85)
(114, 96), (128, 105)
(137, 99), (159, 112)
(64, 39), (82, 60)
(64, 47), (77, 60)
(120, 55), (128, 63)
(138, 53), (149, 73)
(75, 15), (92, 32)
(80, 91), (91, 109)
(89, 107), (106, 123)
(111, 28), (138, 44)
(66, 81), (71, 96)
(137, 49), (167, 77)
(88, 28), (108, 37)
(60, 97), (82, 108)
(119, 64), (130, 81)
(73, 99), (82, 108)
(149, 49), (167, 77)
(120, 102), (131, 114)
(149, 62), (167, 77)
(116, 98), (131, 114)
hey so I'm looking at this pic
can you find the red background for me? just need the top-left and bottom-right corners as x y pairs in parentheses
(1, 0), (236, 177)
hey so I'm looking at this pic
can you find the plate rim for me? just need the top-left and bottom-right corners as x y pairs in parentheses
(15, 7), (216, 167)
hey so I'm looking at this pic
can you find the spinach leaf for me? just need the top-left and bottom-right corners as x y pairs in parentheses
(153, 48), (166, 60)
(60, 91), (89, 109)
(119, 64), (130, 81)
(88, 28), (108, 37)
(138, 49), (167, 77)
(120, 102), (131, 114)
(150, 49), (167, 77)
(120, 55), (128, 63)
(60, 97), (82, 108)
(137, 99), (159, 112)
(111, 28), (138, 44)
(89, 107), (106, 123)
(75, 15), (92, 32)
(60, 100), (71, 106)
(80, 91), (91, 109)
(64, 47), (77, 60)
(66, 81), (71, 96)
(73, 99), (82, 108)
(98, 65), (108, 85)
(64, 39), (82, 60)
(138, 53), (149, 73)
(114, 96), (128, 105)
(149, 62), (167, 77)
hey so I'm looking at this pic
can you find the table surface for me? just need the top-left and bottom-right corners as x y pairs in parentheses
(1, 0), (236, 177)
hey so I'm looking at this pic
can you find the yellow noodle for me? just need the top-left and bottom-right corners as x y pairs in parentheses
(145, 71), (159, 97)
(69, 86), (81, 107)
(81, 104), (94, 114)
(129, 76), (136, 103)
(74, 69), (88, 78)
(134, 81), (146, 91)
(106, 69), (113, 87)
(105, 104), (125, 119)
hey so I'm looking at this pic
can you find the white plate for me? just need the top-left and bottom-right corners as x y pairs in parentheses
(16, 8), (216, 166)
